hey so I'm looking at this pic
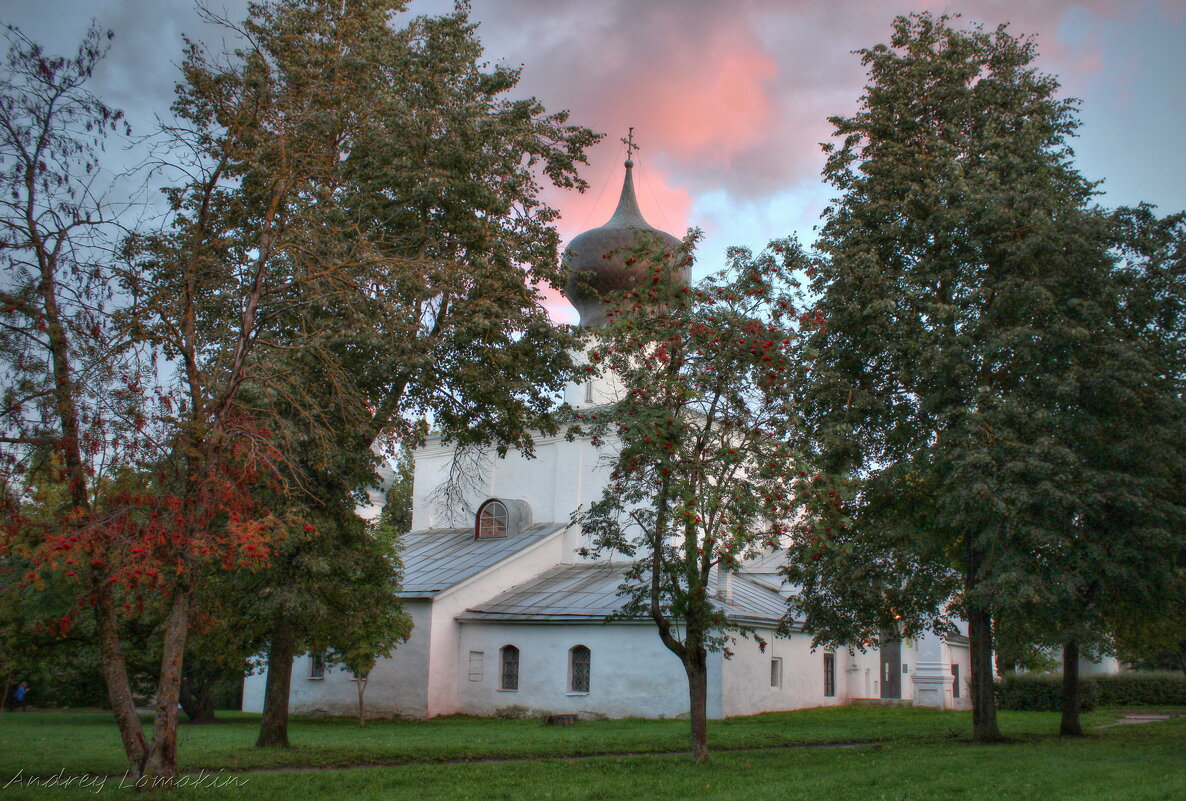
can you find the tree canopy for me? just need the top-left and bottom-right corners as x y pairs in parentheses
(577, 235), (809, 762)
(784, 12), (1185, 742)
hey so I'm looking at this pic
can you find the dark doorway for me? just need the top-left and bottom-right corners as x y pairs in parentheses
(880, 636), (902, 699)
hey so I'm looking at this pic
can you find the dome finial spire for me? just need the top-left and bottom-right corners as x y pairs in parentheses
(561, 128), (687, 327)
(621, 126), (638, 167)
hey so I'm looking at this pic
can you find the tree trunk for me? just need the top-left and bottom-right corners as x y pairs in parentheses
(684, 649), (710, 764)
(179, 675), (217, 724)
(142, 591), (193, 784)
(356, 676), (367, 727)
(1060, 639), (1083, 736)
(256, 617), (297, 748)
(965, 537), (1003, 744)
(95, 593), (149, 781)
(968, 605), (1003, 743)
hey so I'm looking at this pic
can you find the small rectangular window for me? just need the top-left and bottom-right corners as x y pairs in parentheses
(585, 380), (594, 404)
(770, 657), (783, 688)
(951, 663), (960, 699)
(902, 664), (909, 674)
(309, 653), (326, 680)
(823, 653), (835, 697)
(468, 651), (484, 682)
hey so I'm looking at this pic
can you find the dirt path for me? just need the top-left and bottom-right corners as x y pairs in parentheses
(1093, 709), (1179, 728)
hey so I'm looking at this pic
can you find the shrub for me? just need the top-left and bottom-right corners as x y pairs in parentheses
(1089, 672), (1186, 706)
(995, 673), (1098, 712)
(996, 670), (1186, 710)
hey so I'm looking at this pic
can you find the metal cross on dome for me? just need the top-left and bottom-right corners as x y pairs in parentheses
(621, 127), (639, 163)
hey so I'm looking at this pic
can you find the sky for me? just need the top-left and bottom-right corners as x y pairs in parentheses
(7, 0), (1185, 323)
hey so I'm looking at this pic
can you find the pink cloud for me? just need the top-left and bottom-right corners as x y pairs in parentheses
(450, 0), (1182, 250)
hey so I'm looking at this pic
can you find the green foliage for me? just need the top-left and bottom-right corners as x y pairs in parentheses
(577, 237), (808, 640)
(374, 445), (415, 543)
(1091, 672), (1186, 707)
(996, 673), (1099, 712)
(152, 0), (599, 460)
(997, 671), (1186, 710)
(144, 0), (599, 747)
(576, 232), (811, 760)
(789, 9), (1107, 639)
(784, 16), (1186, 741)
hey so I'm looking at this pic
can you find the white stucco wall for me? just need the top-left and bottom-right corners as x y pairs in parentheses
(946, 641), (972, 710)
(419, 532), (567, 715)
(241, 600), (435, 717)
(411, 434), (613, 541)
(242, 525), (566, 719)
(720, 629), (850, 716)
(455, 621), (725, 719)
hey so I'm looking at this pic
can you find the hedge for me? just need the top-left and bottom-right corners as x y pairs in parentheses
(996, 673), (1098, 712)
(1091, 672), (1186, 706)
(996, 671), (1186, 711)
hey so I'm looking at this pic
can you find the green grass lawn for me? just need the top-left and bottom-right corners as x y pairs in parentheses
(0, 707), (1182, 800)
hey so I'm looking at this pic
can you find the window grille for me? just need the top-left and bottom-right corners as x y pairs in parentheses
(309, 653), (326, 680)
(500, 645), (519, 691)
(477, 500), (509, 539)
(823, 653), (836, 697)
(570, 645), (591, 693)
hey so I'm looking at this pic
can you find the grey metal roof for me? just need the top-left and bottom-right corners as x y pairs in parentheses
(399, 523), (565, 598)
(738, 548), (787, 577)
(457, 563), (790, 625)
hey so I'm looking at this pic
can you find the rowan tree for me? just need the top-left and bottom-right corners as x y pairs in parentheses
(576, 237), (809, 764)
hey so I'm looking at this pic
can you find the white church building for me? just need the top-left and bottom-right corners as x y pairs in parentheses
(242, 159), (972, 720)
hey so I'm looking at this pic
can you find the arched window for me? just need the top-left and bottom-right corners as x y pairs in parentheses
(476, 500), (509, 539)
(500, 645), (519, 691)
(569, 645), (591, 693)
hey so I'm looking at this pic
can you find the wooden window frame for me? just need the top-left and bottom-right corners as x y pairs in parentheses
(476, 499), (510, 539)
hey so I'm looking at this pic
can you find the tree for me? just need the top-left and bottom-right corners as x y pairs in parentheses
(1004, 204), (1186, 736)
(577, 237), (807, 763)
(0, 23), (236, 783)
(148, 0), (598, 750)
(1103, 205), (1186, 680)
(783, 13), (1164, 743)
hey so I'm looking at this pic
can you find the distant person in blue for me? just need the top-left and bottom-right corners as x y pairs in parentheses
(13, 681), (29, 711)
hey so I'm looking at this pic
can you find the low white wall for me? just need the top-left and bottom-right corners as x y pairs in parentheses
(456, 621), (724, 719)
(722, 630), (850, 716)
(241, 600), (434, 718)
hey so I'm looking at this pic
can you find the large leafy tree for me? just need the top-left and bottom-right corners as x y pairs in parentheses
(2, 0), (597, 784)
(144, 0), (599, 752)
(577, 238), (807, 763)
(782, 13), (1184, 743)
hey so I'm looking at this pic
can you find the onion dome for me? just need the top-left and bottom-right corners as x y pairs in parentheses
(562, 158), (686, 327)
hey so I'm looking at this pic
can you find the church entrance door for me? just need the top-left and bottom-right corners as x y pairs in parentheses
(880, 637), (902, 699)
